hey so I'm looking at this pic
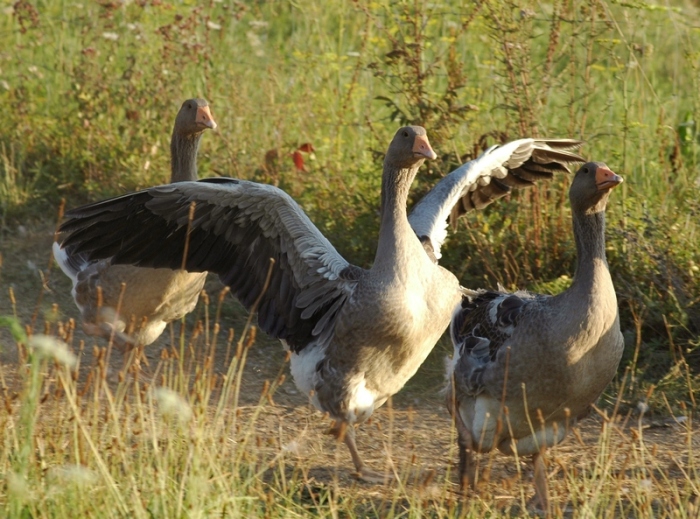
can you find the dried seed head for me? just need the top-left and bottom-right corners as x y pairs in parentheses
(6, 472), (29, 500)
(244, 327), (257, 349)
(282, 440), (302, 455)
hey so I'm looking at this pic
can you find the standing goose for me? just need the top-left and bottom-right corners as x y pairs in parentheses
(52, 98), (217, 347)
(57, 127), (583, 481)
(446, 162), (624, 511)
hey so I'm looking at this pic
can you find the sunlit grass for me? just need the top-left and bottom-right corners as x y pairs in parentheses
(0, 0), (699, 516)
(0, 293), (698, 518)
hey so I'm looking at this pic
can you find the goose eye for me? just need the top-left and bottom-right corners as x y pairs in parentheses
(582, 167), (589, 174)
(402, 131), (409, 138)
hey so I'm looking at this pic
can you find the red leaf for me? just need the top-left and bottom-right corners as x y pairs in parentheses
(292, 150), (305, 172)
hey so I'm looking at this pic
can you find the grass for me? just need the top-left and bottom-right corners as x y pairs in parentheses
(0, 0), (699, 516)
(0, 289), (698, 518)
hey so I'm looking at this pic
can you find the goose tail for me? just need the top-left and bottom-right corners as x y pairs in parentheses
(52, 241), (89, 288)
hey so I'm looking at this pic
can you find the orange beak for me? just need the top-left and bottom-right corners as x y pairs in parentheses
(412, 134), (437, 160)
(196, 105), (217, 130)
(595, 165), (623, 191)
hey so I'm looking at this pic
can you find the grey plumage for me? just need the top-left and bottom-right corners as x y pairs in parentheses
(53, 98), (216, 347)
(57, 127), (587, 482)
(446, 162), (625, 512)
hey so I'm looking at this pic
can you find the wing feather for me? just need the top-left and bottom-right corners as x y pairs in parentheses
(408, 138), (584, 260)
(450, 288), (543, 396)
(59, 178), (362, 352)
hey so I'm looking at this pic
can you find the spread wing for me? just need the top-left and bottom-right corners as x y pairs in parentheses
(59, 177), (362, 353)
(408, 139), (584, 260)
(449, 288), (545, 396)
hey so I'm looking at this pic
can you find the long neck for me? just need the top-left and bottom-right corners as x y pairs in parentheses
(170, 130), (202, 182)
(568, 207), (611, 297)
(372, 161), (421, 272)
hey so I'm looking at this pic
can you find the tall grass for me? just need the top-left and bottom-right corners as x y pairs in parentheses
(0, 293), (698, 518)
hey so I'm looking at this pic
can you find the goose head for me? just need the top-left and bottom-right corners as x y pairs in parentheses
(384, 126), (437, 171)
(173, 98), (217, 136)
(569, 161), (623, 215)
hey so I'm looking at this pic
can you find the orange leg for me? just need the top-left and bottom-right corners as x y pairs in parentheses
(531, 448), (550, 516)
(446, 384), (476, 491)
(330, 421), (392, 484)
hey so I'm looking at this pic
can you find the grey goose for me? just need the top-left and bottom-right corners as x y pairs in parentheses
(446, 162), (624, 511)
(57, 127), (584, 481)
(53, 98), (216, 347)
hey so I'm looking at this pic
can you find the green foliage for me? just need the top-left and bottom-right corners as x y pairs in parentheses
(0, 0), (698, 382)
(0, 316), (27, 344)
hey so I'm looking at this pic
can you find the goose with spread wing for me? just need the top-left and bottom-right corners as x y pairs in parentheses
(53, 98), (216, 347)
(57, 127), (584, 481)
(409, 138), (585, 262)
(446, 162), (624, 512)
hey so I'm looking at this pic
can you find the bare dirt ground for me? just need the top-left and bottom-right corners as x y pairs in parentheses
(1, 221), (697, 515)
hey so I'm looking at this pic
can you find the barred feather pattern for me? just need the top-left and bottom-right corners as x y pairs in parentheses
(450, 289), (547, 396)
(409, 138), (585, 261)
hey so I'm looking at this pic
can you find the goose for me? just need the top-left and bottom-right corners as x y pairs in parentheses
(57, 127), (583, 481)
(52, 98), (217, 347)
(446, 162), (624, 511)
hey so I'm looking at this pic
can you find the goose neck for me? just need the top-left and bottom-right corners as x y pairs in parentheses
(170, 130), (203, 183)
(569, 208), (610, 292)
(373, 163), (420, 269)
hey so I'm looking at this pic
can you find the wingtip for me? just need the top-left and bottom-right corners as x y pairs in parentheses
(536, 138), (586, 150)
(532, 143), (587, 166)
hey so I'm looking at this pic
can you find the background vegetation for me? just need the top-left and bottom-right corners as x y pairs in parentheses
(0, 0), (699, 516)
(5, 0), (696, 382)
